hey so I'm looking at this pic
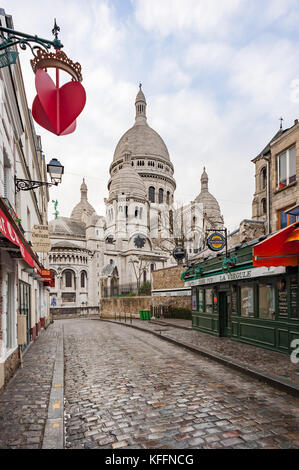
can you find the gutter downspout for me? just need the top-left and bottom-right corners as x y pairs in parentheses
(262, 155), (270, 235)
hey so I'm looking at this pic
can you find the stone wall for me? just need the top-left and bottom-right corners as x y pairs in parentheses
(101, 296), (152, 318)
(50, 306), (100, 319)
(152, 295), (191, 310)
(152, 265), (185, 290)
(4, 348), (19, 386)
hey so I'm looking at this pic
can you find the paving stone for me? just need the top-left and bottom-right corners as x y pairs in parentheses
(1, 319), (298, 450)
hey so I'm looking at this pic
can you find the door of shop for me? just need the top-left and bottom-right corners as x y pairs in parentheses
(219, 291), (231, 337)
(19, 281), (31, 351)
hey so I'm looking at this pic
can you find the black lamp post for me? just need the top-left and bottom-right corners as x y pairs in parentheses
(15, 158), (64, 192)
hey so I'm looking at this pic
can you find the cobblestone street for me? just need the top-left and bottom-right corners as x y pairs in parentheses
(63, 319), (299, 450)
(0, 319), (298, 450)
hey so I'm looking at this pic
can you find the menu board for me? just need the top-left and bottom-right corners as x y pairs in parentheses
(278, 286), (288, 316)
(290, 277), (298, 317)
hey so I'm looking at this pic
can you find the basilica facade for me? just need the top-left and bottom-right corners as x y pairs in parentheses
(48, 87), (224, 308)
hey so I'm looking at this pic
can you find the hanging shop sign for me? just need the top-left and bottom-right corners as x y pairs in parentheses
(43, 270), (55, 287)
(31, 224), (51, 253)
(0, 206), (34, 267)
(0, 21), (86, 135)
(31, 49), (86, 136)
(207, 232), (226, 252)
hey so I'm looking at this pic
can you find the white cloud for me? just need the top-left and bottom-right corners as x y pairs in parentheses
(133, 0), (243, 37)
(185, 43), (234, 69)
(229, 37), (299, 112)
(151, 58), (191, 89)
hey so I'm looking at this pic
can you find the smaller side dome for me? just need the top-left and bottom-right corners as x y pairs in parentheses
(195, 167), (224, 227)
(71, 178), (96, 221)
(109, 162), (147, 201)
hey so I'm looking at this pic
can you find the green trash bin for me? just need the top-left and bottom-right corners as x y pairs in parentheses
(139, 309), (144, 320)
(145, 309), (151, 320)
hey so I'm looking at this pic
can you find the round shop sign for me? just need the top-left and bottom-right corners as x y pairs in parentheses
(207, 232), (226, 252)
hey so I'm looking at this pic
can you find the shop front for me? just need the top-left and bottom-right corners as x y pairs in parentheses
(0, 198), (50, 387)
(184, 238), (299, 355)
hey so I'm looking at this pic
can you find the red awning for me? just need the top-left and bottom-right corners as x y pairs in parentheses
(253, 221), (299, 267)
(0, 205), (35, 268)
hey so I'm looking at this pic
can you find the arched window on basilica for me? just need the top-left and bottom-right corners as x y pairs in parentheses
(159, 188), (164, 204)
(81, 271), (87, 288)
(149, 187), (155, 203)
(64, 270), (75, 288)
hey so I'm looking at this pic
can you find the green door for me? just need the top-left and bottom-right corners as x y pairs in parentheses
(219, 291), (231, 337)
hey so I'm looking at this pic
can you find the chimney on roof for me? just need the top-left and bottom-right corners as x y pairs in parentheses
(295, 119), (298, 125)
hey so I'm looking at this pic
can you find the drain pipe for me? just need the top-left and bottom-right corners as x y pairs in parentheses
(262, 155), (270, 235)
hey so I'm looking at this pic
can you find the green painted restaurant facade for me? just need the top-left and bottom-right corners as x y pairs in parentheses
(182, 240), (299, 355)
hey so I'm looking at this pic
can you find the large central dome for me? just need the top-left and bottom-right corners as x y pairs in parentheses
(109, 85), (176, 205)
(113, 85), (170, 163)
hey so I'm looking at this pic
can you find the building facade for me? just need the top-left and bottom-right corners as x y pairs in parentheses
(0, 9), (50, 389)
(252, 120), (299, 232)
(181, 120), (299, 355)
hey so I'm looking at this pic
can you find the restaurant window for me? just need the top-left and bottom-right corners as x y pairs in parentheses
(192, 288), (197, 311)
(258, 284), (275, 319)
(240, 286), (254, 317)
(277, 278), (288, 316)
(205, 288), (213, 313)
(277, 146), (296, 189)
(290, 276), (299, 319)
(198, 289), (204, 313)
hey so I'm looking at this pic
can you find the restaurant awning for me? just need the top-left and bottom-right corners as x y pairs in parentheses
(0, 200), (35, 268)
(253, 221), (299, 267)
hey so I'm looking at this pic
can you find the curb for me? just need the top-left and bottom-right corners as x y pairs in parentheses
(150, 319), (192, 330)
(101, 319), (299, 398)
(42, 324), (64, 449)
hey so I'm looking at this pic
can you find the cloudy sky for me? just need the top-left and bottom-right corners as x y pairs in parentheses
(3, 0), (299, 231)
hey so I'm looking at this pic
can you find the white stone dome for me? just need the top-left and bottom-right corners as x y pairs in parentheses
(49, 217), (86, 236)
(109, 163), (147, 200)
(195, 168), (224, 226)
(113, 124), (170, 162)
(70, 178), (96, 221)
(113, 85), (170, 163)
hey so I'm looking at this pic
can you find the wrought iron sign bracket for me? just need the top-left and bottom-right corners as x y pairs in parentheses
(15, 177), (58, 192)
(0, 19), (63, 67)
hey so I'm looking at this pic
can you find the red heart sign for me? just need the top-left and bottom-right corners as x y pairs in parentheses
(32, 69), (86, 136)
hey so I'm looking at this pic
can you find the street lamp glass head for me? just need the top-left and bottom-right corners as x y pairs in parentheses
(47, 158), (64, 184)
